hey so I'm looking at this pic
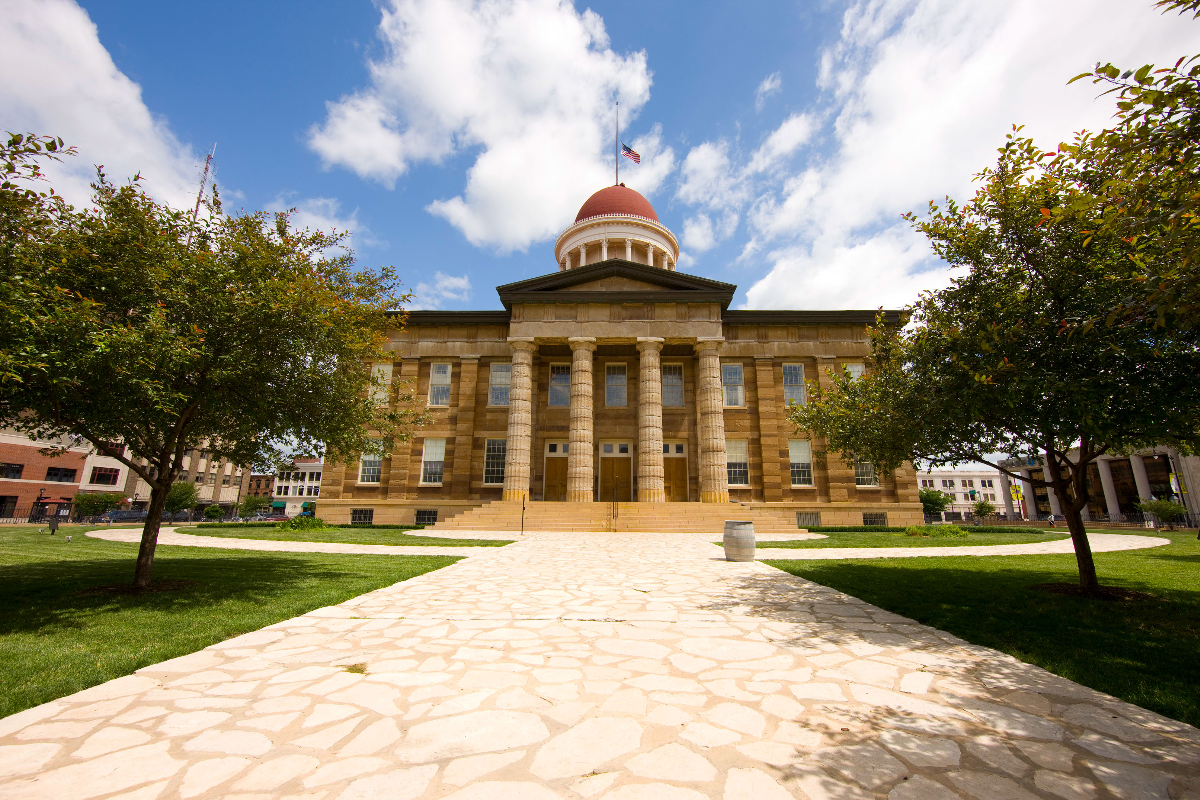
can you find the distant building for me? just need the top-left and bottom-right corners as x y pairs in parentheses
(917, 468), (1003, 519)
(123, 446), (250, 516)
(247, 473), (275, 501)
(0, 428), (88, 520)
(271, 457), (323, 517)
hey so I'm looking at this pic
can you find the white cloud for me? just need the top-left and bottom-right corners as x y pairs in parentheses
(755, 72), (782, 111)
(411, 272), (472, 309)
(309, 0), (661, 253)
(676, 0), (1200, 310)
(0, 0), (200, 208)
(676, 140), (746, 210)
(266, 196), (375, 252)
(682, 210), (739, 254)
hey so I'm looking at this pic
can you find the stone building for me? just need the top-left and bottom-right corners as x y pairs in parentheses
(318, 186), (923, 531)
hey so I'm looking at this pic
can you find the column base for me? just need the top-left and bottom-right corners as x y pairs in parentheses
(566, 490), (593, 502)
(502, 489), (530, 502)
(638, 489), (666, 503)
(701, 490), (730, 503)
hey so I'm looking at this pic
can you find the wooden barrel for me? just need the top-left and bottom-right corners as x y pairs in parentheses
(723, 520), (755, 562)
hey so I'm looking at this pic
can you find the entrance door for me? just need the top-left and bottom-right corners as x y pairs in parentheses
(664, 458), (688, 502)
(600, 457), (632, 502)
(544, 457), (568, 501)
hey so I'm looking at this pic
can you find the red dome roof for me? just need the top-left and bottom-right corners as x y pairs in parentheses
(575, 185), (658, 223)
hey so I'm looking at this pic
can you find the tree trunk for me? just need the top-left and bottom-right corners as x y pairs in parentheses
(1061, 500), (1100, 593)
(1043, 447), (1101, 593)
(133, 483), (169, 588)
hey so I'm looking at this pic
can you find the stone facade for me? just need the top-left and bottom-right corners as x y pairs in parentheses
(318, 186), (922, 529)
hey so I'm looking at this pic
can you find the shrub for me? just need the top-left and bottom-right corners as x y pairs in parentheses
(904, 524), (967, 538)
(276, 515), (328, 532)
(919, 487), (952, 515)
(203, 504), (223, 521)
(1136, 499), (1189, 530)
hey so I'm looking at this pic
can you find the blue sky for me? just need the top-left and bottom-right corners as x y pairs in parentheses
(4, 1), (1197, 311)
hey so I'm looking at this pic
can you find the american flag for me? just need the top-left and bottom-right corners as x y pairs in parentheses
(621, 143), (641, 164)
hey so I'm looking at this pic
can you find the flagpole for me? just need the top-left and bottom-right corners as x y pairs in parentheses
(615, 100), (619, 185)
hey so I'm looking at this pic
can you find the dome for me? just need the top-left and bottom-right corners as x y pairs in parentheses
(575, 185), (658, 223)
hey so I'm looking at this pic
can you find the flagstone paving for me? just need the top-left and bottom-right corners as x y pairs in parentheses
(755, 531), (1170, 560)
(3, 531), (1198, 799)
(86, 528), (502, 556)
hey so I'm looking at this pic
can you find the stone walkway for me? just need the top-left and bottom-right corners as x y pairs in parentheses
(86, 528), (502, 557)
(2, 531), (1197, 799)
(756, 532), (1170, 560)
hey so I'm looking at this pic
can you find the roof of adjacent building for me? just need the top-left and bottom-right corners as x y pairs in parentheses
(575, 185), (658, 223)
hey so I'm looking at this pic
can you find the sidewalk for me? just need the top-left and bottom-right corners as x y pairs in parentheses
(1, 531), (1196, 799)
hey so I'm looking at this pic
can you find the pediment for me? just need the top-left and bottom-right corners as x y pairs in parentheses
(495, 258), (736, 311)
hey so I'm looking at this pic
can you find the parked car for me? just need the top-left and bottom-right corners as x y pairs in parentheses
(98, 510), (148, 523)
(262, 515), (289, 522)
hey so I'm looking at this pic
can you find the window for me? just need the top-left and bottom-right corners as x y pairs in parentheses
(207, 472), (217, 485)
(855, 460), (878, 486)
(845, 363), (865, 380)
(965, 479), (975, 488)
(726, 439), (749, 485)
(350, 508), (374, 525)
(90, 466), (120, 486)
(783, 363), (806, 406)
(489, 363), (511, 406)
(415, 509), (438, 525)
(0, 463), (24, 480)
(920, 479), (932, 488)
(222, 475), (231, 486)
(797, 511), (821, 528)
(0, 496), (18, 517)
(358, 449), (382, 484)
(180, 471), (189, 482)
(605, 364), (628, 406)
(863, 512), (888, 526)
(722, 364), (745, 407)
(421, 438), (446, 485)
(99, 441), (125, 457)
(547, 442), (568, 453)
(981, 479), (994, 488)
(46, 467), (77, 483)
(278, 485), (288, 496)
(941, 479), (954, 489)
(662, 364), (684, 407)
(789, 440), (813, 486)
(311, 472), (321, 482)
(549, 364), (571, 406)
(484, 439), (506, 484)
(428, 363), (452, 406)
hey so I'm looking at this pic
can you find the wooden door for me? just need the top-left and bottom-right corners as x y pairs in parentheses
(664, 458), (688, 502)
(600, 458), (632, 502)
(544, 457), (568, 501)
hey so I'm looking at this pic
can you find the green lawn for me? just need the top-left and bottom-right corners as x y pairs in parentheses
(0, 525), (457, 719)
(765, 529), (1200, 728)
(758, 528), (1066, 548)
(175, 525), (512, 547)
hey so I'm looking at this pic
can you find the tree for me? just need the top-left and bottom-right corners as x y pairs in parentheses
(204, 504), (223, 521)
(1137, 498), (1189, 530)
(238, 494), (269, 518)
(1059, 2), (1200, 331)
(72, 491), (123, 519)
(791, 135), (1200, 593)
(0, 137), (426, 586)
(164, 482), (199, 516)
(973, 499), (997, 519)
(918, 487), (952, 516)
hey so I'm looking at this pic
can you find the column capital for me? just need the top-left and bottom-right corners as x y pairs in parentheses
(567, 337), (597, 352)
(507, 337), (538, 353)
(636, 337), (665, 353)
(695, 337), (724, 355)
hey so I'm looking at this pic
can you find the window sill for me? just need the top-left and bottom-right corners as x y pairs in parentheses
(790, 484), (815, 489)
(482, 482), (504, 487)
(418, 483), (444, 488)
(727, 484), (751, 489)
(356, 481), (382, 487)
(486, 404), (510, 408)
(855, 484), (881, 489)
(427, 405), (450, 409)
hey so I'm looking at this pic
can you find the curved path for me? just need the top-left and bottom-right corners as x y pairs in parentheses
(755, 531), (1169, 560)
(4, 529), (1196, 799)
(86, 527), (505, 556)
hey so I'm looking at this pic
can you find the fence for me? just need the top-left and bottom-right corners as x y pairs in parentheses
(925, 510), (1198, 529)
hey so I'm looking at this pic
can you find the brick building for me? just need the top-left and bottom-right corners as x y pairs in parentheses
(0, 428), (89, 520)
(318, 185), (923, 531)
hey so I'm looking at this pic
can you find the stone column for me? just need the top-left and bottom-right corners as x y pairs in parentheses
(1020, 469), (1037, 519)
(696, 338), (729, 503)
(567, 337), (597, 502)
(578, 244), (586, 268)
(1047, 484), (1063, 517)
(1000, 473), (1016, 519)
(754, 357), (783, 502)
(647, 242), (656, 268)
(1130, 454), (1153, 501)
(450, 357), (479, 498)
(625, 238), (632, 261)
(502, 339), (537, 501)
(601, 238), (608, 260)
(1096, 458), (1122, 520)
(636, 338), (665, 502)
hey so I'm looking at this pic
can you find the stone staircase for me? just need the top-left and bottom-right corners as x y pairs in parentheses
(426, 500), (801, 534)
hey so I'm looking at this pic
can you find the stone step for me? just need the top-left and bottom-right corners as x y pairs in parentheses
(428, 500), (800, 534)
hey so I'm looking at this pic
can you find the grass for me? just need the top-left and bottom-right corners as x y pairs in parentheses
(764, 529), (1200, 728)
(747, 529), (1065, 548)
(174, 525), (512, 547)
(0, 524), (458, 719)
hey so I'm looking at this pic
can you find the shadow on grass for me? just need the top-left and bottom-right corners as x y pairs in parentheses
(733, 560), (1200, 728)
(0, 554), (406, 636)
